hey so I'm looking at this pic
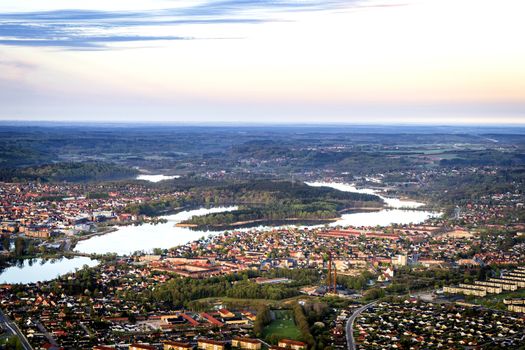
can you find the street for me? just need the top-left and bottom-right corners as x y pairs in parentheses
(346, 302), (377, 350)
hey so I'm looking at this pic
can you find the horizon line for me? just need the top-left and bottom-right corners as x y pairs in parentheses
(1, 119), (525, 128)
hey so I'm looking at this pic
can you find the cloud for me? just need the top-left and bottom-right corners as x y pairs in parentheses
(0, 0), (370, 48)
(0, 23), (194, 48)
(174, 0), (352, 16)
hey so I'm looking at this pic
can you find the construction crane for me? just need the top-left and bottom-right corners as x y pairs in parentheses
(326, 252), (337, 293)
(327, 252), (332, 290)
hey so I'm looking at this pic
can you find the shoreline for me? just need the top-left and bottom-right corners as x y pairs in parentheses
(339, 207), (383, 213)
(177, 217), (340, 230)
(75, 227), (119, 243)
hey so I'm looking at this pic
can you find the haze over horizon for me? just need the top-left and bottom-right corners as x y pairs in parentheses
(1, 0), (524, 124)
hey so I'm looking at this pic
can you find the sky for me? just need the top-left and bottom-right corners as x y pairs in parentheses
(0, 0), (524, 124)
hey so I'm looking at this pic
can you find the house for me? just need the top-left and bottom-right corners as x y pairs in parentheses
(217, 308), (235, 318)
(224, 317), (249, 325)
(378, 267), (394, 282)
(180, 313), (200, 326)
(129, 344), (156, 350)
(391, 254), (407, 266)
(197, 339), (226, 350)
(164, 341), (194, 350)
(241, 311), (256, 321)
(200, 313), (224, 327)
(232, 337), (261, 350)
(277, 339), (307, 350)
(118, 213), (135, 222)
(457, 258), (480, 266)
(25, 225), (52, 238)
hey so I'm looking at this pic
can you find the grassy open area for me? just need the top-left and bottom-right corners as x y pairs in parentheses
(190, 295), (317, 310)
(262, 310), (302, 342)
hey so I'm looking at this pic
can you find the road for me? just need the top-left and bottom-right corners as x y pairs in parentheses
(346, 302), (376, 350)
(0, 308), (33, 350)
(36, 321), (58, 348)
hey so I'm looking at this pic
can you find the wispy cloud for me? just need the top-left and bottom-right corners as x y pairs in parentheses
(0, 36), (194, 49)
(0, 23), (193, 48)
(0, 0), (376, 49)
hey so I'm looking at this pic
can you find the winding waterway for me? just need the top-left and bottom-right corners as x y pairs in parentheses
(306, 181), (437, 227)
(306, 181), (425, 209)
(1, 181), (439, 283)
(75, 182), (438, 255)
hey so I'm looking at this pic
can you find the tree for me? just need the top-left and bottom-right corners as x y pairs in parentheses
(363, 288), (385, 301)
(14, 237), (25, 257)
(27, 241), (36, 255)
(292, 303), (315, 349)
(2, 236), (10, 252)
(152, 248), (164, 255)
(253, 304), (271, 337)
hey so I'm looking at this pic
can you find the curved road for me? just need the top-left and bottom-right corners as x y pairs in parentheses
(0, 309), (33, 350)
(346, 302), (376, 350)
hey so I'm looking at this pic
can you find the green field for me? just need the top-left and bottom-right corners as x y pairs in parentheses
(262, 310), (302, 342)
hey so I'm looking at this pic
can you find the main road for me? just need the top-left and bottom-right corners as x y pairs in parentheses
(346, 301), (377, 350)
(0, 308), (33, 350)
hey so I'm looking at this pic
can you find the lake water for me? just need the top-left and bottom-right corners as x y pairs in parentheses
(0, 182), (439, 283)
(75, 207), (238, 256)
(326, 208), (437, 227)
(306, 181), (437, 227)
(136, 174), (181, 182)
(0, 257), (99, 284)
(306, 181), (425, 209)
(75, 182), (438, 255)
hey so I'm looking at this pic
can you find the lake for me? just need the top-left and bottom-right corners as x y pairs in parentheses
(0, 182), (439, 283)
(0, 257), (99, 284)
(136, 174), (181, 182)
(75, 182), (439, 255)
(306, 181), (437, 227)
(74, 207), (238, 256)
(306, 181), (425, 209)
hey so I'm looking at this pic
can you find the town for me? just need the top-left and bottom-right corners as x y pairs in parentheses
(1, 176), (524, 349)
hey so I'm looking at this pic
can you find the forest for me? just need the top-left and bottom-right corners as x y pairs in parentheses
(176, 180), (383, 227)
(1, 123), (523, 178)
(0, 161), (138, 182)
(123, 179), (383, 225)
